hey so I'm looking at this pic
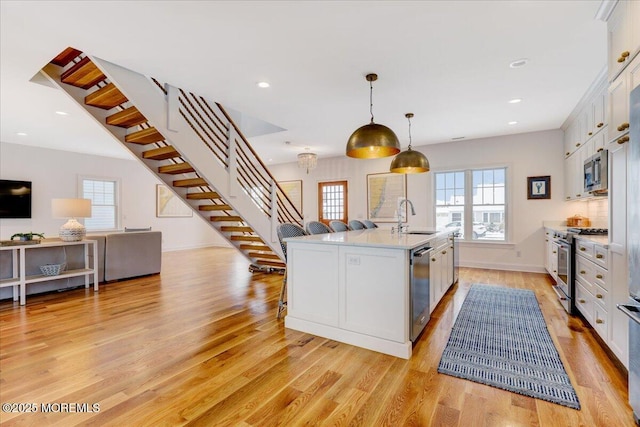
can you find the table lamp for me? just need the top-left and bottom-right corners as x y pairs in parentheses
(52, 198), (92, 241)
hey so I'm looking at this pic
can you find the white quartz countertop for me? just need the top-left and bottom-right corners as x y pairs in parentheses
(284, 228), (451, 250)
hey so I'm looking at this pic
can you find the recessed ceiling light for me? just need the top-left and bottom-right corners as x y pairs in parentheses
(509, 58), (529, 68)
(451, 136), (465, 140)
(55, 111), (69, 115)
(257, 81), (270, 88)
(17, 132), (27, 136)
(268, 158), (273, 162)
(508, 98), (522, 104)
(508, 121), (518, 125)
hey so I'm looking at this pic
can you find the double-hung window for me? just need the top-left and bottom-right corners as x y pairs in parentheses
(79, 176), (120, 232)
(434, 167), (507, 242)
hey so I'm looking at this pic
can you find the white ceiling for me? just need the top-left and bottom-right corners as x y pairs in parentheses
(0, 1), (607, 165)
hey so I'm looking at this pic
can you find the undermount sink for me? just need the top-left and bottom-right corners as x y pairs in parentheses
(405, 231), (435, 235)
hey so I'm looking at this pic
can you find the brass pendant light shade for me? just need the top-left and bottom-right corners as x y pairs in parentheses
(346, 74), (400, 159)
(390, 113), (430, 174)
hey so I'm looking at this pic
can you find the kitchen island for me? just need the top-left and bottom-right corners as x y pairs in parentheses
(283, 228), (455, 359)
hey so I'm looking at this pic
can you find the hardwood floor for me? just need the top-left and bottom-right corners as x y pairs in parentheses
(0, 247), (635, 426)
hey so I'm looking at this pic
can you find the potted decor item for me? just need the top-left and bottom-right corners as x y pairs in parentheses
(10, 232), (45, 243)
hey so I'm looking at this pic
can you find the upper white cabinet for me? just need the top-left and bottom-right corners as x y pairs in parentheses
(608, 53), (640, 145)
(607, 0), (640, 82)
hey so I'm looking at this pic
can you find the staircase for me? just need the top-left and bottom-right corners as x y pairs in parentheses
(38, 47), (303, 271)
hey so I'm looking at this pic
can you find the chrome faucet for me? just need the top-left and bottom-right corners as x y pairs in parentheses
(395, 199), (416, 233)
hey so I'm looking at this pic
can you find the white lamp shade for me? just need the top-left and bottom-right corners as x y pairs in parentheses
(52, 198), (92, 218)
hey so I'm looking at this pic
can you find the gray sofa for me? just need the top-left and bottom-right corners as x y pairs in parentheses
(0, 230), (162, 300)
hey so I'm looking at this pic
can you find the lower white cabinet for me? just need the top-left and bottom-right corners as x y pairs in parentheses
(575, 238), (613, 345)
(429, 236), (454, 314)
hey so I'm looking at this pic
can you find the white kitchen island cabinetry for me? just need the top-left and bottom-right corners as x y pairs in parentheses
(284, 228), (453, 359)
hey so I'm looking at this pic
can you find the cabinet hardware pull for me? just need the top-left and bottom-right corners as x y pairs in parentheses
(617, 135), (630, 144)
(580, 270), (586, 274)
(580, 247), (586, 251)
(596, 319), (604, 324)
(431, 258), (436, 262)
(553, 250), (557, 254)
(596, 254), (603, 259)
(597, 148), (604, 152)
(566, 196), (570, 200)
(621, 51), (630, 58)
(618, 56), (627, 63)
(596, 274), (603, 279)
(442, 250), (447, 254)
(588, 132), (593, 136)
(596, 294), (603, 299)
(597, 122), (603, 128)
(546, 239), (549, 242)
(553, 270), (557, 273)
(580, 299), (586, 303)
(575, 143), (580, 147)
(565, 151), (570, 156)
(576, 194), (581, 197)
(617, 122), (630, 131)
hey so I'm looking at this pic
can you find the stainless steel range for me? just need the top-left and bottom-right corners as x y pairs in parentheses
(551, 230), (574, 314)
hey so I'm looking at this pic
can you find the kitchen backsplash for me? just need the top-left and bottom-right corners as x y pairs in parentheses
(586, 198), (608, 228)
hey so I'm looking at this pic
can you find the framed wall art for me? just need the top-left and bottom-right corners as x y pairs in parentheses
(527, 176), (551, 200)
(367, 172), (407, 222)
(156, 184), (193, 217)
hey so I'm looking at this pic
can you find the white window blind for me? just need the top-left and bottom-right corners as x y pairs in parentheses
(81, 178), (118, 231)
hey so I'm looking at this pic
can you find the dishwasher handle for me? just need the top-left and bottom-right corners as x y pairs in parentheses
(413, 247), (433, 258)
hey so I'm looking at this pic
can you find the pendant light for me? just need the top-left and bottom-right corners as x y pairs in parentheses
(346, 73), (400, 159)
(389, 113), (430, 174)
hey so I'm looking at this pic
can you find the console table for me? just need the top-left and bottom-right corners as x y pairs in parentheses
(0, 239), (99, 305)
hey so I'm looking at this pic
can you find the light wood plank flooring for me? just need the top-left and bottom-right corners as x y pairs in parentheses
(0, 247), (635, 426)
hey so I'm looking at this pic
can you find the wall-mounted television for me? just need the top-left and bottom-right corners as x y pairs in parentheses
(0, 179), (32, 218)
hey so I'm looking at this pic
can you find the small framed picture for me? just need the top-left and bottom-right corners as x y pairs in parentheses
(527, 176), (551, 200)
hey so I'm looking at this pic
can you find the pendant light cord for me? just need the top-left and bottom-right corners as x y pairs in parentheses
(369, 79), (374, 124)
(407, 115), (412, 149)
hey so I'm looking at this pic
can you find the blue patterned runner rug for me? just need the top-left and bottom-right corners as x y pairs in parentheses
(437, 284), (581, 409)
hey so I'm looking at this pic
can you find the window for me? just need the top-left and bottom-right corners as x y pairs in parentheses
(318, 180), (348, 226)
(79, 177), (119, 231)
(435, 167), (507, 241)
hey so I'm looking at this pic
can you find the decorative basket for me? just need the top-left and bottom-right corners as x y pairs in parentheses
(40, 263), (66, 276)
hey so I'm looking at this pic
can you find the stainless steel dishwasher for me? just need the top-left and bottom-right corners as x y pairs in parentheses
(410, 244), (433, 341)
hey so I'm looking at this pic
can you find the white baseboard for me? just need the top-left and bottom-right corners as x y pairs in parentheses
(460, 260), (546, 274)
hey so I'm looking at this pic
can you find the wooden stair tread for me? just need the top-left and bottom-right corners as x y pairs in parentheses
(210, 216), (242, 222)
(187, 191), (219, 200)
(230, 236), (263, 242)
(61, 56), (106, 89)
(240, 244), (271, 251)
(125, 127), (164, 145)
(256, 260), (286, 268)
(173, 178), (207, 188)
(85, 83), (128, 109)
(143, 146), (179, 160)
(198, 204), (231, 211)
(106, 107), (147, 128)
(50, 47), (82, 67)
(220, 226), (253, 233)
(158, 162), (195, 175)
(248, 252), (280, 260)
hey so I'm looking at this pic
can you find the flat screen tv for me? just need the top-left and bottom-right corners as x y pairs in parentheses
(0, 179), (32, 218)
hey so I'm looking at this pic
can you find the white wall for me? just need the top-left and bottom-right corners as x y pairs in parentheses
(0, 142), (230, 251)
(270, 129), (584, 272)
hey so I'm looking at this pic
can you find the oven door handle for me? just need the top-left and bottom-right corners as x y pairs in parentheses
(617, 304), (640, 325)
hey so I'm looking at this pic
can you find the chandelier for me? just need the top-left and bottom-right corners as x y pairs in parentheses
(346, 73), (400, 159)
(298, 150), (317, 174)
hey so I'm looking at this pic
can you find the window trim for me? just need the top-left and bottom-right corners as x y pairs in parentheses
(432, 164), (511, 243)
(78, 175), (121, 232)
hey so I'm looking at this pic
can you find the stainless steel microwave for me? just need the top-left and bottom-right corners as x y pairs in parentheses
(584, 149), (608, 194)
